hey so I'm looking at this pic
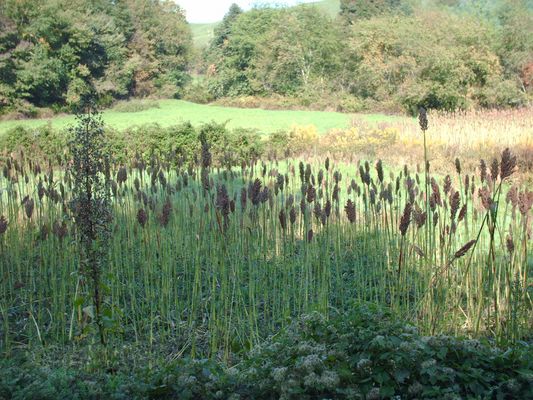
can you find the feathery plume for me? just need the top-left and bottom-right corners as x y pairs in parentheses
(500, 148), (516, 180)
(455, 158), (461, 175)
(480, 159), (487, 183)
(345, 199), (356, 223)
(137, 208), (148, 228)
(399, 203), (412, 236)
(418, 107), (428, 131)
(454, 240), (476, 259)
(279, 209), (287, 231)
(0, 215), (7, 235)
(518, 190), (533, 216)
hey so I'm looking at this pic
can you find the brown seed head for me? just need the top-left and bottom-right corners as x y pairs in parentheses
(306, 185), (316, 203)
(500, 148), (516, 180)
(450, 190), (460, 221)
(324, 199), (332, 217)
(289, 207), (297, 225)
(345, 199), (356, 223)
(455, 158), (461, 175)
(454, 239), (476, 259)
(518, 190), (533, 216)
(458, 204), (467, 222)
(506, 234), (514, 255)
(376, 159), (384, 183)
(478, 187), (492, 211)
(279, 209), (287, 231)
(137, 208), (148, 227)
(414, 205), (426, 228)
(117, 166), (127, 185)
(418, 107), (428, 132)
(333, 184), (340, 202)
(490, 159), (499, 182)
(480, 160), (487, 183)
(0, 215), (7, 235)
(399, 202), (412, 236)
(24, 198), (34, 219)
(158, 198), (172, 227)
(250, 178), (262, 206)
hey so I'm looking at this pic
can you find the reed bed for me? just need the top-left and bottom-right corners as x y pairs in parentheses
(387, 108), (533, 149)
(0, 134), (532, 359)
(367, 107), (533, 176)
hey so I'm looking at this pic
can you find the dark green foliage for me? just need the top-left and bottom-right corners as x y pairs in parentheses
(211, 3), (243, 49)
(68, 103), (112, 344)
(1, 305), (531, 399)
(340, 0), (410, 22)
(0, 0), (192, 112)
(0, 122), (264, 168)
(237, 305), (533, 399)
(206, 6), (342, 99)
(203, 1), (531, 112)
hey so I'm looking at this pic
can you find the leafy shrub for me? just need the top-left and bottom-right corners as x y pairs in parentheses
(183, 81), (215, 104)
(264, 130), (291, 159)
(1, 305), (531, 399)
(475, 78), (528, 108)
(337, 95), (366, 113)
(288, 125), (319, 155)
(0, 124), (67, 160)
(237, 305), (533, 399)
(319, 125), (398, 157)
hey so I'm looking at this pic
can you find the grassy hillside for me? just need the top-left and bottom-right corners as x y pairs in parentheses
(0, 100), (403, 135)
(189, 0), (340, 47)
(190, 22), (217, 48)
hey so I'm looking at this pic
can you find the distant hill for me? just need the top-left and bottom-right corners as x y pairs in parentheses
(190, 22), (218, 48)
(190, 0), (340, 48)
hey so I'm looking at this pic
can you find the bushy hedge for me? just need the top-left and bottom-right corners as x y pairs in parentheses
(0, 121), (402, 165)
(1, 305), (531, 399)
(0, 122), (265, 167)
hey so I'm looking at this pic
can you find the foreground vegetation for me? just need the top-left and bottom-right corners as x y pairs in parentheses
(2, 306), (531, 399)
(3, 131), (531, 349)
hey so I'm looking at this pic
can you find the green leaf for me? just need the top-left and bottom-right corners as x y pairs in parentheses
(394, 369), (410, 383)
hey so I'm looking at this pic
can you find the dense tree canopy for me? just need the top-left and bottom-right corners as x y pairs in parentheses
(1, 0), (531, 115)
(203, 0), (531, 113)
(0, 0), (192, 113)
(339, 0), (411, 23)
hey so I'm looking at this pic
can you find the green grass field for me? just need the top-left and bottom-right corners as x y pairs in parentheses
(190, 22), (217, 48)
(0, 99), (404, 135)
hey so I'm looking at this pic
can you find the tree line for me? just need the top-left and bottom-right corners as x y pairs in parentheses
(0, 0), (191, 115)
(1, 0), (531, 116)
(200, 0), (532, 113)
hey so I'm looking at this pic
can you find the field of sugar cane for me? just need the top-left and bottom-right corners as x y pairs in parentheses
(1, 109), (531, 364)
